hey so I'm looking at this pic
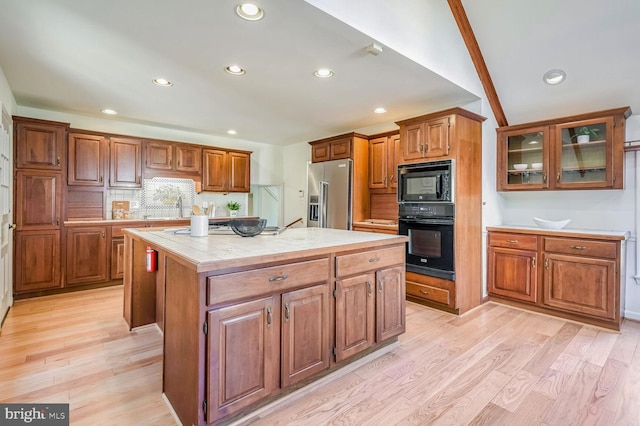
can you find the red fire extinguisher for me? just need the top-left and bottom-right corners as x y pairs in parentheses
(146, 246), (157, 272)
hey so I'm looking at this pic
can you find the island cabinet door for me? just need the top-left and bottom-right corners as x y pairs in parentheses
(335, 273), (376, 363)
(281, 284), (330, 388)
(376, 266), (406, 342)
(206, 296), (280, 424)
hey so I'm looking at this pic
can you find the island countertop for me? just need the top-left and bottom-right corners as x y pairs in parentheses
(124, 227), (408, 273)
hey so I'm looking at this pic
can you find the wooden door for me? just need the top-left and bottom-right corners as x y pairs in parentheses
(207, 296), (280, 423)
(175, 145), (201, 173)
(203, 149), (227, 192)
(65, 226), (109, 285)
(424, 117), (450, 158)
(14, 230), (61, 292)
(368, 137), (387, 189)
(67, 133), (106, 186)
(110, 137), (141, 188)
(375, 266), (406, 342)
(335, 273), (375, 362)
(111, 237), (125, 279)
(145, 142), (173, 170)
(15, 120), (64, 170)
(228, 151), (250, 192)
(0, 115), (12, 324)
(543, 253), (616, 319)
(401, 122), (424, 161)
(281, 284), (330, 387)
(488, 247), (538, 303)
(15, 171), (61, 230)
(388, 134), (400, 189)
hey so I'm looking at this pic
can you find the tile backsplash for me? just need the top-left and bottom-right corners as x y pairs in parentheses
(106, 178), (248, 219)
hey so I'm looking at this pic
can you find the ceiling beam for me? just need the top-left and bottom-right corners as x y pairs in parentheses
(447, 0), (508, 127)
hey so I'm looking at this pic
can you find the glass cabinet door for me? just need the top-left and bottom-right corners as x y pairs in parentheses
(499, 126), (549, 190)
(555, 117), (613, 188)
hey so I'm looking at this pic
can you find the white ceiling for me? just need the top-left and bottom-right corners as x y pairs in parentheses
(0, 0), (478, 146)
(1, 0), (637, 147)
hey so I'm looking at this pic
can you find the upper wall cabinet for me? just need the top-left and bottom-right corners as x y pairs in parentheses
(68, 132), (107, 186)
(144, 141), (202, 176)
(202, 149), (251, 193)
(110, 137), (142, 188)
(14, 117), (67, 170)
(309, 133), (364, 163)
(396, 116), (450, 162)
(368, 133), (400, 193)
(497, 107), (631, 191)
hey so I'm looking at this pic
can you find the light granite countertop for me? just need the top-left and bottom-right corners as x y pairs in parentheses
(125, 227), (408, 273)
(487, 225), (630, 240)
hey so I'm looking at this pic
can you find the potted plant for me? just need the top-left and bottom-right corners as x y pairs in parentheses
(226, 201), (241, 217)
(572, 127), (599, 144)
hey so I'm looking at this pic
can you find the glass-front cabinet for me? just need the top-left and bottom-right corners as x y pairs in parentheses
(497, 107), (630, 191)
(499, 126), (550, 190)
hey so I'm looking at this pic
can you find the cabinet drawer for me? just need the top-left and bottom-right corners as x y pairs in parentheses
(544, 237), (617, 259)
(406, 281), (451, 306)
(489, 232), (538, 250)
(335, 245), (404, 278)
(207, 258), (329, 306)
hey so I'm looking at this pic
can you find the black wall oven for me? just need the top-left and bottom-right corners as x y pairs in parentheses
(398, 203), (455, 280)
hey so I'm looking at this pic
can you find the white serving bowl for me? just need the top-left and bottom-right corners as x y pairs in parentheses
(513, 163), (528, 170)
(531, 162), (543, 170)
(533, 217), (571, 230)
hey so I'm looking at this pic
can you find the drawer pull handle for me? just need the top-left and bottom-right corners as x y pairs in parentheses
(506, 239), (519, 243)
(268, 274), (288, 282)
(378, 279), (383, 293)
(571, 245), (587, 250)
(367, 280), (372, 296)
(284, 303), (290, 322)
(369, 257), (380, 263)
(420, 289), (430, 295)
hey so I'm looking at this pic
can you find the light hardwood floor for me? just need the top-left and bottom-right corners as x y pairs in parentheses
(1, 286), (639, 425)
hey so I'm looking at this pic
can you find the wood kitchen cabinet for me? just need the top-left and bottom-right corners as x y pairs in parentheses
(145, 141), (201, 175)
(202, 148), (251, 193)
(67, 132), (106, 186)
(309, 134), (354, 163)
(369, 132), (400, 193)
(487, 227), (627, 330)
(65, 225), (109, 285)
(397, 115), (450, 162)
(14, 230), (61, 293)
(109, 137), (142, 188)
(207, 296), (280, 422)
(14, 117), (66, 170)
(487, 232), (538, 303)
(496, 106), (630, 191)
(334, 245), (405, 361)
(15, 170), (61, 230)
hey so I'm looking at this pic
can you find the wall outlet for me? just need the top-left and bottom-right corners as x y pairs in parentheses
(130, 200), (140, 209)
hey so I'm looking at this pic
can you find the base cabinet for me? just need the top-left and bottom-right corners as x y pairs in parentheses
(487, 228), (626, 330)
(335, 273), (375, 362)
(207, 296), (281, 423)
(65, 226), (109, 285)
(14, 230), (61, 293)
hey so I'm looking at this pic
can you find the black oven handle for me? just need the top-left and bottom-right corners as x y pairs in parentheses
(399, 218), (454, 225)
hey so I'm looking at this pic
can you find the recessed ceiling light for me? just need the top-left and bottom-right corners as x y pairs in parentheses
(227, 129), (237, 135)
(101, 109), (117, 115)
(373, 107), (387, 114)
(152, 78), (173, 87)
(225, 65), (246, 75)
(236, 3), (264, 21)
(543, 69), (566, 85)
(314, 68), (334, 78)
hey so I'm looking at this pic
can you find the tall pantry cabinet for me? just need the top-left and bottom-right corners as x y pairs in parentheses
(13, 117), (67, 293)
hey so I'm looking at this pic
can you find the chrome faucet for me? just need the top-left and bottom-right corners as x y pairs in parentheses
(176, 196), (183, 218)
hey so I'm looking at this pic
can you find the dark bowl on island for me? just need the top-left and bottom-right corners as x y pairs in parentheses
(229, 218), (267, 237)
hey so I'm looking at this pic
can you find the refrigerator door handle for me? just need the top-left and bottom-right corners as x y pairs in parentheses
(319, 181), (328, 228)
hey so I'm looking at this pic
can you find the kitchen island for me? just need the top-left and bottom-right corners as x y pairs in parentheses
(123, 227), (408, 425)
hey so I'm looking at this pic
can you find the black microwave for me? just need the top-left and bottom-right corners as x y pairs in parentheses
(397, 159), (454, 203)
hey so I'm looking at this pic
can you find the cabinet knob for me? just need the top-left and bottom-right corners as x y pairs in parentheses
(284, 303), (290, 322)
(378, 279), (383, 293)
(266, 306), (272, 327)
(557, 173), (561, 182)
(543, 172), (547, 183)
(532, 257), (536, 268)
(367, 280), (372, 296)
(56, 156), (61, 166)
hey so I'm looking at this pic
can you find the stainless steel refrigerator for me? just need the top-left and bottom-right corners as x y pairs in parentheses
(307, 159), (353, 230)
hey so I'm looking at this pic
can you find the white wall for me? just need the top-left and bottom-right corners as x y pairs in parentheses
(282, 142), (311, 227)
